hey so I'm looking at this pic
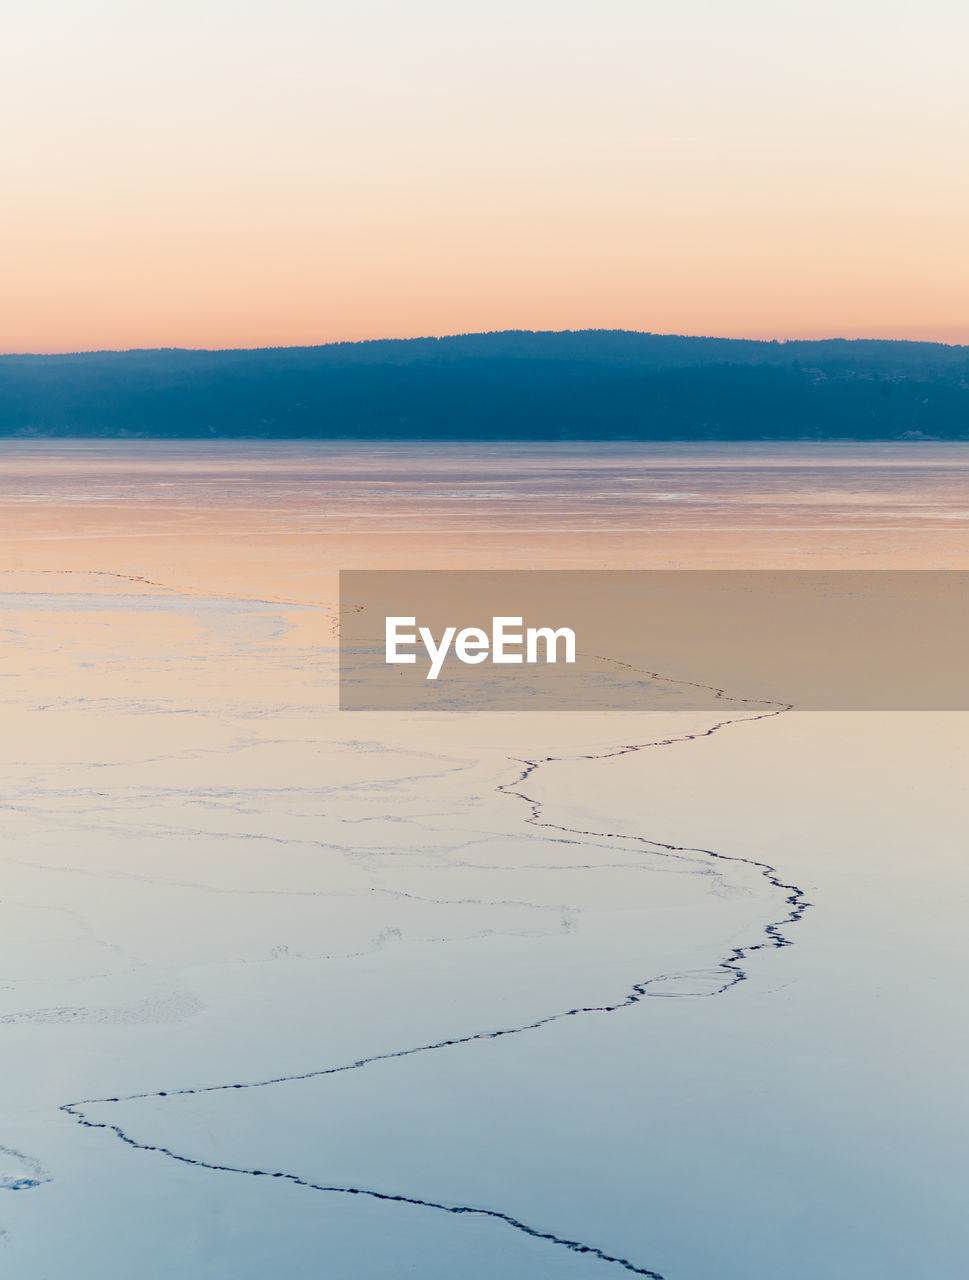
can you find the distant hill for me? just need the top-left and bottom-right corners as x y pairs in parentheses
(2, 330), (968, 440)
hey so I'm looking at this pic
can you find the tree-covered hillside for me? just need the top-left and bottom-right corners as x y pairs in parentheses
(2, 330), (967, 439)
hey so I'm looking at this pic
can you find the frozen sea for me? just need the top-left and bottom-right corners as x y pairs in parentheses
(1, 441), (968, 1279)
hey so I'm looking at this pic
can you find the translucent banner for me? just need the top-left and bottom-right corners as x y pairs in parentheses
(339, 570), (969, 711)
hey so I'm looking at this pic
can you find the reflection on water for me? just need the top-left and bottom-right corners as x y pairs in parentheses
(1, 443), (968, 1279)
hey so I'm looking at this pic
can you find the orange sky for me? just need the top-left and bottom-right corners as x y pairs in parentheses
(3, 0), (968, 353)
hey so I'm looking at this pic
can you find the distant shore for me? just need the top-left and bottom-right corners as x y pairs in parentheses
(3, 330), (968, 441)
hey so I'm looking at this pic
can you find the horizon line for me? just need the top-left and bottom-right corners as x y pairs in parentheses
(4, 327), (969, 359)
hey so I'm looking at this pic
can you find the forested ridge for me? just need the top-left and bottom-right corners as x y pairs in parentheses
(2, 329), (967, 439)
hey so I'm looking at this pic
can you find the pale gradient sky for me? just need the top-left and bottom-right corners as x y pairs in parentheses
(3, 0), (968, 352)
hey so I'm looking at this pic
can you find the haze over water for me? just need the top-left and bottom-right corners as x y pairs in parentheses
(2, 441), (967, 1279)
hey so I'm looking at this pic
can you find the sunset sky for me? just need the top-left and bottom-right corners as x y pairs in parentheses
(4, 0), (968, 353)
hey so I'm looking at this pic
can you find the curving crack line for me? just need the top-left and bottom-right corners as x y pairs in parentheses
(498, 658), (809, 997)
(54, 1109), (667, 1277)
(61, 672), (810, 1277)
(0, 566), (327, 610)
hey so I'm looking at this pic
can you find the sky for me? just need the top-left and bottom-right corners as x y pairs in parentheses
(3, 0), (968, 352)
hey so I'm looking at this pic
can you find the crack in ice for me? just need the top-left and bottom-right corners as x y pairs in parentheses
(60, 672), (809, 1276)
